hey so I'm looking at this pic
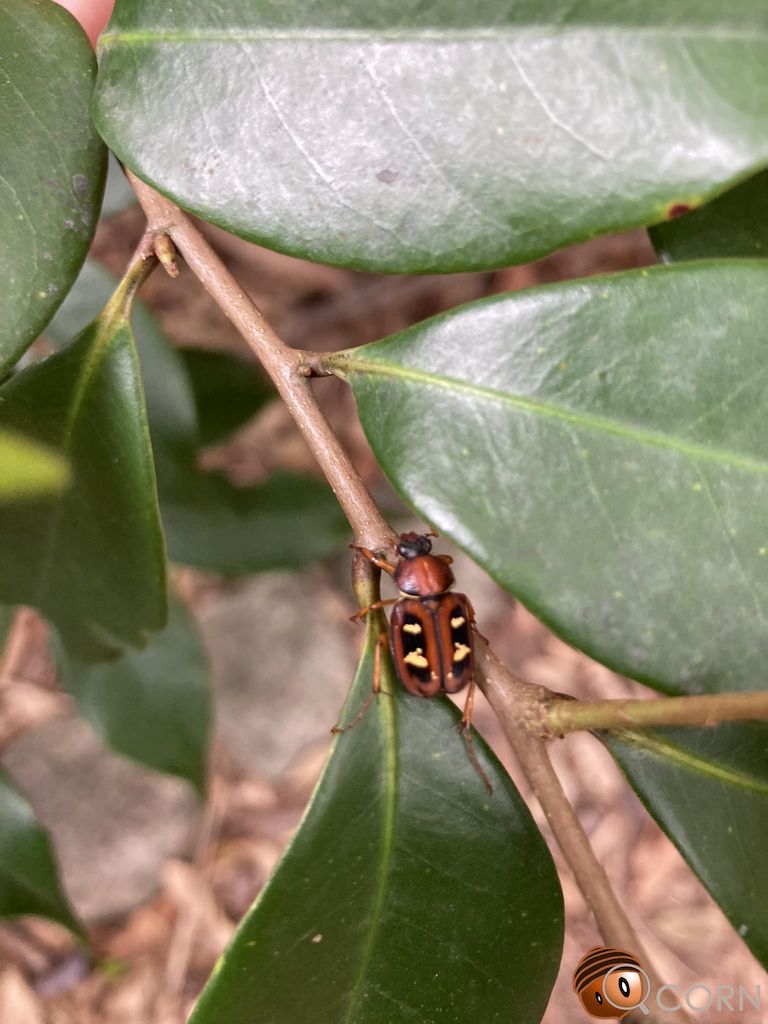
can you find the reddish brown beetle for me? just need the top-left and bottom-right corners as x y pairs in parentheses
(336, 531), (491, 792)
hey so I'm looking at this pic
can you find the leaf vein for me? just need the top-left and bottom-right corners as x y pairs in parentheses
(341, 359), (768, 474)
(618, 731), (768, 795)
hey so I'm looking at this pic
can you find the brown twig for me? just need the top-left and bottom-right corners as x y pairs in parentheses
(124, 174), (723, 1023)
(476, 644), (643, 949)
(475, 643), (692, 1024)
(126, 186), (768, 737)
(126, 172), (392, 553)
(546, 690), (768, 735)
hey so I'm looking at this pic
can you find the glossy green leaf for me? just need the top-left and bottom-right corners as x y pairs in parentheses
(331, 261), (768, 695)
(0, 0), (106, 373)
(0, 273), (167, 659)
(606, 724), (768, 967)
(178, 348), (273, 446)
(48, 261), (349, 574)
(57, 598), (210, 792)
(190, 623), (563, 1024)
(0, 769), (82, 936)
(0, 430), (70, 500)
(650, 168), (768, 263)
(93, 2), (768, 274)
(46, 260), (199, 447)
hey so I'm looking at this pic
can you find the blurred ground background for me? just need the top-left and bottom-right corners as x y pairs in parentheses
(0, 200), (764, 1023)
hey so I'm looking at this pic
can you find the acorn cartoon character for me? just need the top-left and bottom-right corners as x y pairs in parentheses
(572, 946), (648, 1019)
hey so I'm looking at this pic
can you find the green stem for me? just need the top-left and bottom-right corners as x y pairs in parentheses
(547, 691), (768, 735)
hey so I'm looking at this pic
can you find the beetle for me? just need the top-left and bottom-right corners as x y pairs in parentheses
(334, 531), (491, 792)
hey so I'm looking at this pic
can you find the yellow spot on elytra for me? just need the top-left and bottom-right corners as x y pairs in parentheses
(450, 615), (466, 628)
(402, 623), (422, 634)
(404, 650), (429, 669)
(453, 643), (471, 663)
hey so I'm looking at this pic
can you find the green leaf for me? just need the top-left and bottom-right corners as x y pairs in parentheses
(0, 606), (13, 650)
(178, 348), (273, 446)
(606, 724), (768, 968)
(46, 260), (198, 447)
(158, 462), (350, 574)
(0, 271), (167, 659)
(330, 261), (768, 695)
(93, 2), (768, 274)
(0, 430), (70, 500)
(0, 0), (106, 373)
(57, 597), (210, 792)
(0, 769), (82, 936)
(650, 169), (768, 263)
(189, 625), (563, 1024)
(48, 261), (349, 574)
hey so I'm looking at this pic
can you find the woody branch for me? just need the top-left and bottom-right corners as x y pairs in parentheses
(125, 174), (758, 1006)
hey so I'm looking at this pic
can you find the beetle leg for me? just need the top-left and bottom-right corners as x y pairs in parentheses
(457, 679), (493, 795)
(349, 597), (398, 624)
(331, 632), (390, 735)
(349, 544), (397, 576)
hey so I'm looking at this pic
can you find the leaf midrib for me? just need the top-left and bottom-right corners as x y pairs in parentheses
(339, 358), (768, 475)
(33, 311), (125, 607)
(617, 731), (768, 795)
(342, 646), (399, 1023)
(98, 25), (768, 48)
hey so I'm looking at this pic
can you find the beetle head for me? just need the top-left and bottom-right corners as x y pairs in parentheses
(396, 532), (433, 560)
